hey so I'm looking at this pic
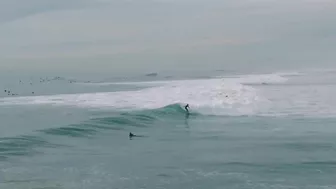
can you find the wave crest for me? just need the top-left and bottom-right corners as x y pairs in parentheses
(0, 73), (287, 116)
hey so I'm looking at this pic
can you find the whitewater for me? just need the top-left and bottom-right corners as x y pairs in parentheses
(1, 70), (335, 117)
(1, 69), (336, 189)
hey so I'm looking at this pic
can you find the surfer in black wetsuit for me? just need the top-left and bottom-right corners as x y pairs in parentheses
(129, 132), (147, 140)
(184, 104), (190, 113)
(129, 132), (136, 138)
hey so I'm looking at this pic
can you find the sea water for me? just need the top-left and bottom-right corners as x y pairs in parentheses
(1, 69), (336, 189)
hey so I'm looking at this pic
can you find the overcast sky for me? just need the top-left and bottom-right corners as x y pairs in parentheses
(0, 0), (335, 74)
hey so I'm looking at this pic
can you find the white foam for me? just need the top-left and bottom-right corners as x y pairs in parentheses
(12, 72), (336, 118)
(216, 73), (289, 85)
(274, 71), (304, 77)
(75, 81), (164, 87)
(30, 71), (336, 118)
(0, 76), (272, 116)
(258, 81), (336, 118)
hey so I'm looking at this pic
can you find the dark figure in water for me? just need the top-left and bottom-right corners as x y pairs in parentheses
(184, 104), (190, 113)
(129, 132), (147, 139)
(129, 132), (136, 138)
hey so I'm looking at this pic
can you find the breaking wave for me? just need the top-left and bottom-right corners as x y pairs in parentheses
(0, 73), (291, 116)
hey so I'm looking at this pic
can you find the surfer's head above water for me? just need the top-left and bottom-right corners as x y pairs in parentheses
(129, 132), (135, 138)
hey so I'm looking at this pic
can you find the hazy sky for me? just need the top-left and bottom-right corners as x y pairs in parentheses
(0, 0), (335, 74)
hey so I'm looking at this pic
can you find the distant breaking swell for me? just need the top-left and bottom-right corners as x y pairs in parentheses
(0, 104), (195, 160)
(0, 73), (291, 116)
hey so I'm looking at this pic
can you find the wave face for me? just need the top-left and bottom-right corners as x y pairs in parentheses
(0, 104), (193, 160)
(0, 73), (286, 116)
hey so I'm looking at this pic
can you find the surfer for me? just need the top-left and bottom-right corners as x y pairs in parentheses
(129, 132), (147, 139)
(129, 132), (136, 138)
(184, 104), (190, 113)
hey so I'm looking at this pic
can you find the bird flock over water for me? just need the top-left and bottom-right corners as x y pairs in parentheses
(3, 76), (92, 97)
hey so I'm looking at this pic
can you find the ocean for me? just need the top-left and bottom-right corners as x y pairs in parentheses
(1, 68), (336, 189)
